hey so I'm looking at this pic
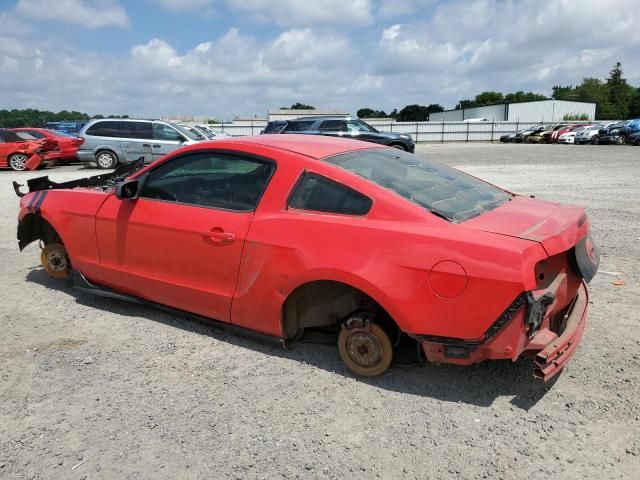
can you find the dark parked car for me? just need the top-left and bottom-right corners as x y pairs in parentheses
(511, 125), (549, 143)
(262, 116), (415, 152)
(597, 121), (632, 145)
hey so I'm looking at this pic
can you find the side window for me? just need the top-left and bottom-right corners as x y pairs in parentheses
(284, 121), (315, 132)
(154, 123), (184, 142)
(288, 172), (372, 215)
(25, 131), (45, 138)
(85, 121), (121, 137)
(319, 120), (347, 132)
(263, 121), (286, 134)
(15, 132), (37, 140)
(121, 122), (153, 140)
(140, 152), (275, 211)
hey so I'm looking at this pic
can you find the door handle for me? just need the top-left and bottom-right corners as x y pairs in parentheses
(142, 143), (151, 148)
(152, 144), (161, 148)
(202, 228), (235, 243)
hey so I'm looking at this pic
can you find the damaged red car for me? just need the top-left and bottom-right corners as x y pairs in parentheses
(12, 128), (84, 164)
(1, 129), (57, 171)
(14, 135), (598, 380)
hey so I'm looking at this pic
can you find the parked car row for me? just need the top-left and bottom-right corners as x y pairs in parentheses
(1, 119), (230, 170)
(0, 128), (83, 171)
(77, 119), (230, 169)
(261, 116), (415, 152)
(500, 119), (640, 145)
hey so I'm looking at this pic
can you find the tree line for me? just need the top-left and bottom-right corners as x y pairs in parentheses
(0, 109), (130, 128)
(357, 63), (640, 121)
(552, 63), (640, 120)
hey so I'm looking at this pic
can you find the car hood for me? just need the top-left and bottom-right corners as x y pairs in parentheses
(375, 131), (411, 140)
(463, 196), (587, 256)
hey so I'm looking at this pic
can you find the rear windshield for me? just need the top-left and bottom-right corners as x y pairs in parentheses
(325, 149), (511, 222)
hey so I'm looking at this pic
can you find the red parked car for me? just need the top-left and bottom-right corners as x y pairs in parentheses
(11, 128), (84, 164)
(14, 135), (598, 380)
(551, 124), (584, 143)
(0, 129), (57, 171)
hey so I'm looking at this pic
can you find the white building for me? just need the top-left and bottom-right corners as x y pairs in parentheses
(429, 100), (596, 122)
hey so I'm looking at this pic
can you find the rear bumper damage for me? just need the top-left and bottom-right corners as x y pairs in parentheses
(418, 278), (589, 381)
(533, 282), (587, 380)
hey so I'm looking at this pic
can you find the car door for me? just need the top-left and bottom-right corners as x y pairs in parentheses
(120, 121), (153, 163)
(318, 119), (349, 138)
(152, 122), (185, 160)
(95, 150), (276, 322)
(0, 136), (9, 166)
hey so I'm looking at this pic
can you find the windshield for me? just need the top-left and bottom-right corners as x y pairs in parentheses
(171, 123), (199, 141)
(181, 125), (206, 140)
(326, 149), (511, 222)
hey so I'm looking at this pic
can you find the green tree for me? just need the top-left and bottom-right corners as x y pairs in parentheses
(357, 108), (388, 118)
(282, 102), (315, 110)
(455, 99), (476, 110)
(605, 62), (634, 119)
(505, 91), (547, 103)
(474, 91), (504, 106)
(426, 104), (444, 113)
(628, 89), (640, 118)
(396, 105), (431, 121)
(0, 108), (90, 128)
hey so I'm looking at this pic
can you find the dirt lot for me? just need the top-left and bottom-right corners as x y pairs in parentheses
(1, 144), (639, 480)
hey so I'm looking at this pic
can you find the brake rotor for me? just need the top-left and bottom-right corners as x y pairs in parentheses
(41, 243), (70, 279)
(338, 321), (393, 377)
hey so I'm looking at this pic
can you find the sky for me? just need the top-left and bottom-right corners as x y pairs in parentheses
(1, 0), (639, 120)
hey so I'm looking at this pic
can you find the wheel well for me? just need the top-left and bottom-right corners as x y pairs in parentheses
(388, 142), (408, 151)
(17, 214), (62, 251)
(95, 149), (119, 162)
(281, 280), (398, 340)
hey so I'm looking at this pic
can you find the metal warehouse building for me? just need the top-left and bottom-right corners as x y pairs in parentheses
(429, 100), (596, 122)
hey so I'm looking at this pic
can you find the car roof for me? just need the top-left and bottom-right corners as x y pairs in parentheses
(206, 134), (382, 159)
(289, 116), (353, 122)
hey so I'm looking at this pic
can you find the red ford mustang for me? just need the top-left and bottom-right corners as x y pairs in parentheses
(12, 128), (84, 164)
(1, 129), (57, 171)
(14, 135), (598, 380)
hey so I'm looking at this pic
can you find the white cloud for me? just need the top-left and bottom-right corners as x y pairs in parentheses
(151, 0), (214, 14)
(377, 0), (436, 18)
(226, 0), (373, 26)
(15, 0), (130, 29)
(375, 0), (640, 106)
(2, 0), (640, 117)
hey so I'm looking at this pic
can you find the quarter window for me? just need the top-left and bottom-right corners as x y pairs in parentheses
(23, 131), (46, 138)
(288, 172), (372, 215)
(140, 152), (275, 211)
(85, 121), (121, 137)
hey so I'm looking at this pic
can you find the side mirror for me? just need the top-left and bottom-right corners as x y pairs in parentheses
(115, 179), (140, 200)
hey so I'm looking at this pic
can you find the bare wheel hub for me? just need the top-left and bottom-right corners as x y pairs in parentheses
(41, 243), (70, 279)
(346, 332), (383, 367)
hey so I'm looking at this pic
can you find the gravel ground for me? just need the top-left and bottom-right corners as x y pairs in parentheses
(1, 143), (639, 480)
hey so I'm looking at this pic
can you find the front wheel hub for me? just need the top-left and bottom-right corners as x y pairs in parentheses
(41, 243), (70, 279)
